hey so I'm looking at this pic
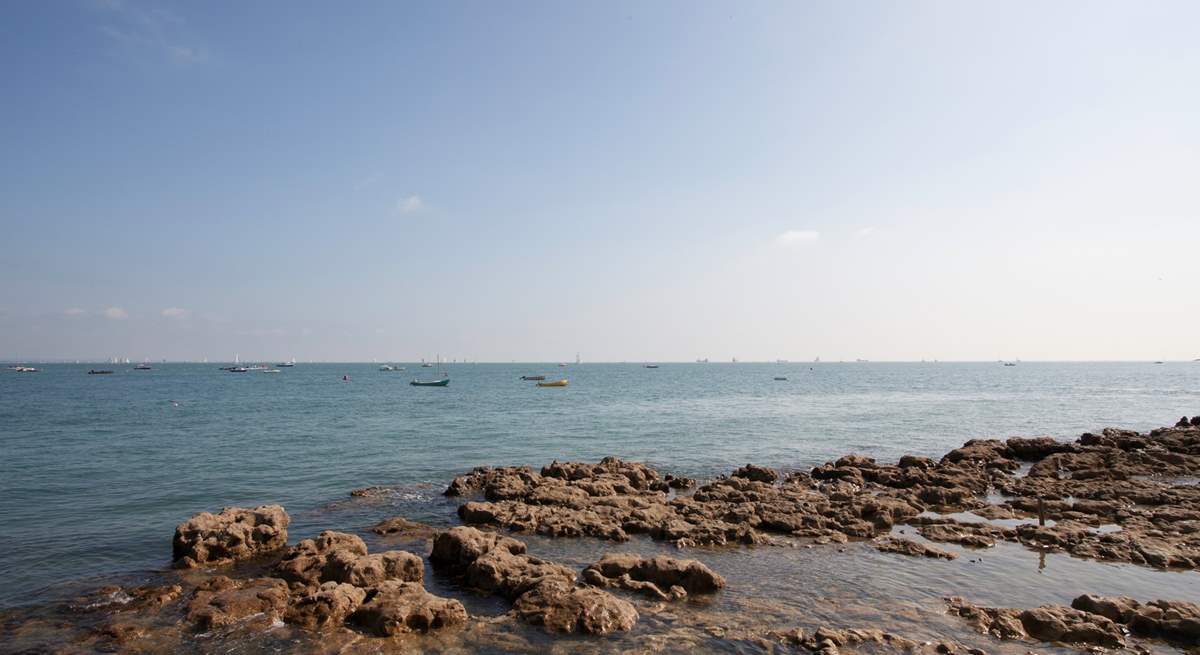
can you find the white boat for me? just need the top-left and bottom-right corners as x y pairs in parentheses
(277, 358), (296, 368)
(15, 366), (38, 372)
(262, 368), (281, 373)
(379, 364), (398, 371)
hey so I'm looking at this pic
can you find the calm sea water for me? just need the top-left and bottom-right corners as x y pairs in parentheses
(1, 361), (1198, 609)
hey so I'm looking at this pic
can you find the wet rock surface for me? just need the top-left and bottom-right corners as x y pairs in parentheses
(171, 505), (290, 568)
(581, 553), (725, 600)
(349, 580), (468, 636)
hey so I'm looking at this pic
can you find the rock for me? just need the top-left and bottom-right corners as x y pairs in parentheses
(1129, 599), (1200, 643)
(1006, 437), (1076, 460)
(185, 576), (289, 631)
(371, 517), (436, 539)
(582, 553), (725, 598)
(1018, 606), (1124, 648)
(172, 505), (289, 568)
(732, 464), (779, 484)
(1176, 417), (1191, 428)
(429, 526), (526, 571)
(430, 526), (573, 600)
(323, 549), (424, 587)
(1071, 594), (1141, 623)
(349, 580), (467, 636)
(874, 537), (958, 560)
(898, 455), (934, 469)
(284, 582), (367, 631)
(947, 598), (1125, 648)
(271, 531), (368, 588)
(512, 578), (637, 634)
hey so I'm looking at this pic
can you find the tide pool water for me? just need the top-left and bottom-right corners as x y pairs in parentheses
(1, 361), (1198, 609)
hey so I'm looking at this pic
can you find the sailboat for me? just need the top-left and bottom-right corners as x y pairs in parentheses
(411, 354), (450, 386)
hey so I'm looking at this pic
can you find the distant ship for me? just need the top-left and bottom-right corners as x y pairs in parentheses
(277, 358), (296, 368)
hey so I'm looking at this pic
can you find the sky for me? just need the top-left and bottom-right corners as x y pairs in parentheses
(2, 1), (1199, 362)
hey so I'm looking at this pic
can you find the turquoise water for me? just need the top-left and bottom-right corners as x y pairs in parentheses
(1, 361), (1197, 609)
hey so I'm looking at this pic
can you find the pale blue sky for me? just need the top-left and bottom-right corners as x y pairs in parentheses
(2, 1), (1198, 362)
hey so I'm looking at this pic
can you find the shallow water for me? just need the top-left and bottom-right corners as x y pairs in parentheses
(1, 360), (1198, 611)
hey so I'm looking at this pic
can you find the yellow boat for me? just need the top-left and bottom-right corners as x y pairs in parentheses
(536, 379), (569, 387)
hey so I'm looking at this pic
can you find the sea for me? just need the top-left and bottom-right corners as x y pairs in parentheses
(1, 361), (1198, 613)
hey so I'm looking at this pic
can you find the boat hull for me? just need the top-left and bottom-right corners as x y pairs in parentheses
(410, 379), (450, 387)
(537, 379), (569, 387)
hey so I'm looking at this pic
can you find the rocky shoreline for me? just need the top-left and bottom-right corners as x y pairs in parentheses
(2, 418), (1199, 653)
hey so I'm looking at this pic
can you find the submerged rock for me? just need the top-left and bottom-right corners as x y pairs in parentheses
(185, 576), (289, 631)
(512, 578), (638, 635)
(172, 505), (289, 568)
(873, 537), (958, 560)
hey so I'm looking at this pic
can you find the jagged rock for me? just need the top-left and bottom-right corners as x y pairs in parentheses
(732, 464), (779, 484)
(1129, 599), (1200, 643)
(1018, 606), (1124, 648)
(947, 597), (1125, 648)
(185, 576), (289, 631)
(172, 505), (289, 568)
(323, 550), (423, 587)
(874, 537), (958, 560)
(512, 578), (637, 634)
(271, 531), (368, 588)
(1071, 593), (1141, 623)
(349, 580), (467, 636)
(1006, 436), (1076, 460)
(582, 553), (725, 599)
(430, 526), (574, 600)
(284, 582), (367, 631)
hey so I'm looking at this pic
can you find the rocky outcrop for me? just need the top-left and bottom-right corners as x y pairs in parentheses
(349, 580), (467, 636)
(1071, 595), (1200, 645)
(947, 597), (1124, 648)
(271, 531), (422, 592)
(185, 576), (289, 631)
(172, 505), (289, 568)
(581, 554), (725, 600)
(732, 464), (779, 483)
(430, 526), (635, 634)
(873, 537), (958, 560)
(284, 582), (366, 631)
(512, 578), (638, 634)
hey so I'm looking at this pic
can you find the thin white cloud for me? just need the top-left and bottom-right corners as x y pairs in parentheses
(161, 307), (190, 319)
(91, 0), (207, 66)
(396, 195), (424, 214)
(64, 308), (87, 317)
(775, 230), (820, 247)
(103, 306), (129, 320)
(855, 227), (876, 238)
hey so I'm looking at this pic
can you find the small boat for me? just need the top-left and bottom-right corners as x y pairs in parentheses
(88, 369), (113, 375)
(262, 368), (281, 373)
(537, 379), (569, 387)
(774, 376), (788, 381)
(134, 363), (151, 370)
(379, 364), (397, 371)
(521, 375), (546, 381)
(1003, 362), (1016, 367)
(1154, 361), (1164, 364)
(411, 378), (450, 387)
(421, 362), (434, 368)
(557, 363), (567, 367)
(228, 367), (249, 373)
(277, 358), (296, 367)
(644, 364), (659, 369)
(15, 366), (39, 372)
